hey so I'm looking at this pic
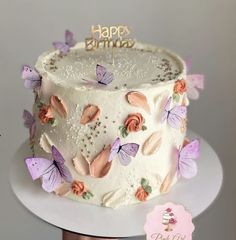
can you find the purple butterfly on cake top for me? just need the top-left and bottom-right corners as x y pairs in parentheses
(23, 110), (36, 141)
(82, 64), (114, 85)
(185, 59), (205, 100)
(22, 65), (41, 90)
(25, 146), (73, 192)
(109, 138), (139, 166)
(53, 30), (76, 55)
(175, 139), (200, 179)
(161, 97), (187, 129)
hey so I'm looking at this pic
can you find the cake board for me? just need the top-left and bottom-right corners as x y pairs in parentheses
(9, 130), (223, 238)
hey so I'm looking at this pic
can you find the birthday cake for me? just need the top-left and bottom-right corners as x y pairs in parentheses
(22, 28), (204, 208)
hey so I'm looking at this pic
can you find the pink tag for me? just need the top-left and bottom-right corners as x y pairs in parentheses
(144, 202), (195, 240)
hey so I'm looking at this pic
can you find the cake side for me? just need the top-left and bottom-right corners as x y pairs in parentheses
(31, 42), (189, 208)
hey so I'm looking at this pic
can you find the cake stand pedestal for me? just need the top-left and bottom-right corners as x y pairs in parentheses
(9, 131), (223, 239)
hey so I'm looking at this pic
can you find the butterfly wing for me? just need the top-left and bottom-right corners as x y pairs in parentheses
(53, 42), (70, 55)
(187, 74), (204, 90)
(24, 79), (41, 89)
(25, 158), (54, 180)
(29, 122), (36, 140)
(23, 110), (35, 129)
(109, 138), (121, 162)
(187, 74), (204, 100)
(185, 58), (192, 73)
(22, 65), (41, 81)
(178, 158), (198, 179)
(161, 97), (171, 123)
(41, 166), (62, 192)
(65, 29), (76, 47)
(52, 146), (65, 164)
(118, 143), (139, 166)
(167, 106), (187, 129)
(180, 139), (200, 160)
(99, 72), (114, 85)
(51, 146), (73, 183)
(118, 150), (132, 166)
(96, 64), (106, 82)
(186, 82), (200, 100)
(178, 139), (200, 179)
(120, 143), (139, 157)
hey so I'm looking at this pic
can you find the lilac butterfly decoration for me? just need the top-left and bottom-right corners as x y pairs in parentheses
(23, 110), (36, 141)
(185, 59), (205, 100)
(109, 138), (139, 166)
(82, 64), (114, 85)
(161, 97), (187, 129)
(53, 30), (76, 55)
(22, 65), (41, 90)
(176, 139), (200, 179)
(25, 146), (73, 192)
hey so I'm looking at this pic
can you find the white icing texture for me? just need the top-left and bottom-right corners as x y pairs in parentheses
(33, 42), (188, 208)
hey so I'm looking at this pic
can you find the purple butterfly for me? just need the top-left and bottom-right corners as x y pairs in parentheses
(176, 139), (200, 179)
(109, 138), (139, 166)
(23, 110), (36, 141)
(161, 97), (187, 129)
(185, 59), (205, 100)
(22, 65), (41, 90)
(53, 30), (76, 55)
(82, 64), (114, 85)
(25, 146), (73, 192)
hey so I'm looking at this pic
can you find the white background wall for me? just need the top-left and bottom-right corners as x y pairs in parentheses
(0, 0), (235, 239)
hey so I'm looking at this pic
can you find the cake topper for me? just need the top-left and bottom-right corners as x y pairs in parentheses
(53, 30), (76, 55)
(85, 24), (135, 51)
(109, 137), (139, 166)
(82, 64), (113, 85)
(25, 145), (73, 192)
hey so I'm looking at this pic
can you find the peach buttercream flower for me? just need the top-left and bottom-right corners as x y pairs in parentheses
(173, 79), (187, 94)
(38, 105), (54, 124)
(135, 186), (149, 202)
(71, 181), (87, 196)
(124, 113), (144, 132)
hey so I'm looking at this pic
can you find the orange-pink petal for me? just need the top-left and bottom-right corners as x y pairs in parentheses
(126, 91), (150, 113)
(50, 96), (68, 118)
(80, 104), (100, 125)
(90, 145), (112, 178)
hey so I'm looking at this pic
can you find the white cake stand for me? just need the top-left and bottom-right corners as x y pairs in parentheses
(10, 131), (223, 238)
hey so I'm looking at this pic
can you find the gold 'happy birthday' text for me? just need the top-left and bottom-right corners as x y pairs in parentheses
(85, 25), (135, 51)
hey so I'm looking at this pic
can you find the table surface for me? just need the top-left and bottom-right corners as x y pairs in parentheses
(10, 131), (223, 238)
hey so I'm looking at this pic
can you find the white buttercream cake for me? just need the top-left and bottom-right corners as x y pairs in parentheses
(24, 41), (191, 208)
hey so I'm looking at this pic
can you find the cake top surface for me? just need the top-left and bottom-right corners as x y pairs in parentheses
(35, 42), (186, 91)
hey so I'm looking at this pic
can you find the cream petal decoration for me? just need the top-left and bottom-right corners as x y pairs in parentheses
(182, 93), (190, 106)
(160, 151), (178, 193)
(54, 183), (71, 196)
(142, 131), (162, 155)
(80, 104), (101, 125)
(102, 188), (128, 209)
(126, 91), (150, 113)
(39, 133), (53, 153)
(90, 146), (112, 178)
(50, 95), (68, 118)
(72, 153), (90, 176)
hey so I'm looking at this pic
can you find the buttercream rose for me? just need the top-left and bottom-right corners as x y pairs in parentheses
(135, 186), (149, 202)
(124, 113), (144, 132)
(71, 181), (87, 196)
(38, 105), (54, 124)
(173, 79), (187, 94)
